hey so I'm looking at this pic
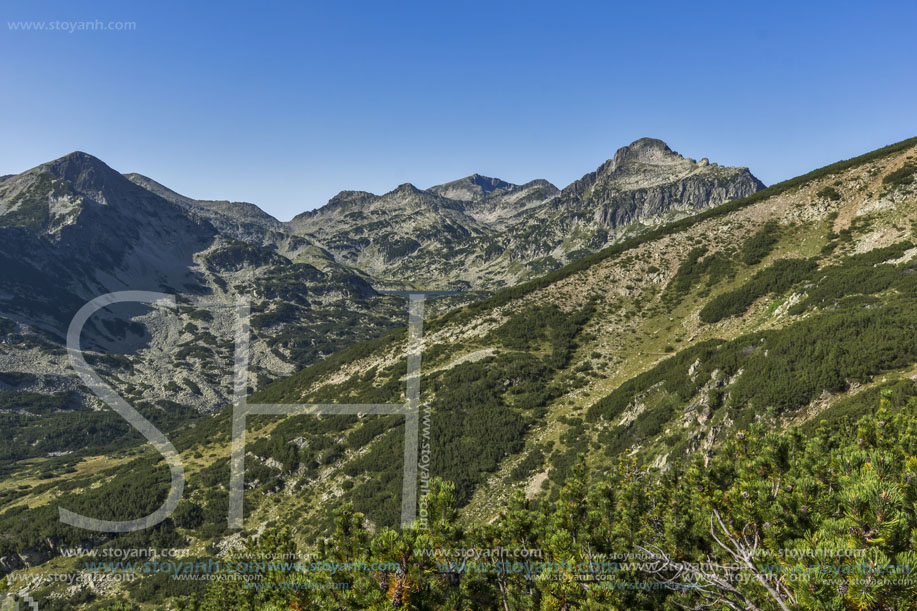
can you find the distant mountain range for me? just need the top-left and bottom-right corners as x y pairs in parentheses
(0, 138), (762, 411)
(281, 139), (761, 289)
(0, 137), (760, 567)
(130, 137), (763, 291)
(222, 137), (917, 538)
(4, 136), (917, 610)
(2, 139), (763, 298)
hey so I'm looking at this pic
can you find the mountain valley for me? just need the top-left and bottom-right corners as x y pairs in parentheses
(4, 137), (917, 609)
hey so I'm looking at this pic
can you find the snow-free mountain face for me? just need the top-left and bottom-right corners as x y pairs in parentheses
(0, 152), (216, 332)
(0, 140), (762, 420)
(231, 137), (917, 540)
(4, 136), (917, 610)
(124, 172), (291, 247)
(0, 138), (771, 595)
(0, 138), (762, 499)
(427, 173), (520, 202)
(288, 138), (764, 289)
(0, 153), (403, 421)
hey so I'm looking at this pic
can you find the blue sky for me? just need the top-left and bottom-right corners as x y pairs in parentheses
(2, 0), (915, 220)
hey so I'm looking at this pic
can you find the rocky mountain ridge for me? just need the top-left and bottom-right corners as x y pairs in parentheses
(0, 139), (763, 423)
(236, 137), (917, 536)
(3, 138), (915, 610)
(286, 138), (762, 289)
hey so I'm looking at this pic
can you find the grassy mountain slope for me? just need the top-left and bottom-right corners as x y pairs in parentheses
(2, 138), (916, 609)
(244, 137), (917, 527)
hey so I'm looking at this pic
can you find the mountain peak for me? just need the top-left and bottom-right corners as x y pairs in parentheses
(38, 151), (123, 194)
(611, 138), (677, 166)
(290, 190), (379, 224)
(391, 182), (423, 195)
(46, 151), (113, 171)
(429, 174), (517, 202)
(629, 137), (672, 151)
(579, 139), (681, 183)
(55, 150), (105, 163)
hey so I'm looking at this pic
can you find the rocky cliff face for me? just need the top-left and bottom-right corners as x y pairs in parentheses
(0, 153), (403, 418)
(503, 138), (764, 265)
(565, 138), (763, 212)
(287, 138), (764, 289)
(230, 137), (917, 539)
(0, 139), (762, 422)
(0, 139), (767, 590)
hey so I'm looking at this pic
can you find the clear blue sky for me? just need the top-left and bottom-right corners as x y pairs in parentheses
(2, 0), (915, 220)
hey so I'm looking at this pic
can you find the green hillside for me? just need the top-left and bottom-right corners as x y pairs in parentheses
(4, 137), (917, 610)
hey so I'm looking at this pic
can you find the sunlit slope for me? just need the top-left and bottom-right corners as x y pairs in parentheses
(2, 139), (915, 593)
(249, 137), (917, 528)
